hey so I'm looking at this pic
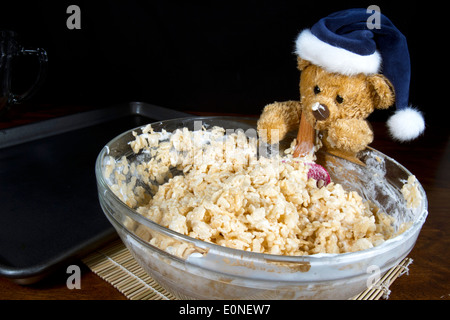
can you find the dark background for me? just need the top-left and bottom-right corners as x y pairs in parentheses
(0, 1), (440, 125)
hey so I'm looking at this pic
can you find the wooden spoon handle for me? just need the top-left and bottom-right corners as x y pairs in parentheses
(293, 112), (315, 158)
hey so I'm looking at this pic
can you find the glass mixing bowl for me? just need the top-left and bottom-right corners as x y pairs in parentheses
(95, 117), (428, 299)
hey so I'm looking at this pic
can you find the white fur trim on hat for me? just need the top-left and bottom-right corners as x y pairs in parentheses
(295, 29), (381, 75)
(387, 107), (425, 141)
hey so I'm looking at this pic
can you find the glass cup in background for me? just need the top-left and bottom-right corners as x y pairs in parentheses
(0, 30), (48, 116)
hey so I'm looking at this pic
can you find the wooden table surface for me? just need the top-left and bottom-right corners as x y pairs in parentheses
(0, 104), (449, 300)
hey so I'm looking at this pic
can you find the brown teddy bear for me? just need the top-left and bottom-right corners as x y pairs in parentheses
(257, 57), (394, 163)
(257, 9), (424, 164)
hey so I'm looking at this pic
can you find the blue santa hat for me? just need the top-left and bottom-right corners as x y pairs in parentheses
(295, 8), (425, 142)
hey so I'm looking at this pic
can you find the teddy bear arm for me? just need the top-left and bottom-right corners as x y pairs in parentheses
(257, 101), (301, 144)
(325, 119), (374, 153)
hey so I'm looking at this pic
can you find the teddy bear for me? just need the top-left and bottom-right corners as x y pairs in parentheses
(257, 8), (425, 164)
(257, 57), (394, 163)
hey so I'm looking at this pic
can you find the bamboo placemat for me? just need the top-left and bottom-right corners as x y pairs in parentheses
(82, 239), (412, 300)
(82, 239), (176, 300)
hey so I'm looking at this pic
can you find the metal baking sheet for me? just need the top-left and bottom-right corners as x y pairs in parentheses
(0, 102), (190, 284)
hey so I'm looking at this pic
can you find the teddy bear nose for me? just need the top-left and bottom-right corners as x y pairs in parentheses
(311, 102), (330, 121)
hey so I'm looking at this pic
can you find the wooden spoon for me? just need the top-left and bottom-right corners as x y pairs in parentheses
(293, 112), (315, 158)
(293, 112), (365, 166)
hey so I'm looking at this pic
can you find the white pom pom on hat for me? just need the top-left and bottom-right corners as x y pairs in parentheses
(294, 8), (425, 141)
(387, 107), (425, 142)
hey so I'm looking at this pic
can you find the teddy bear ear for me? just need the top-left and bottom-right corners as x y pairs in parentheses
(297, 57), (311, 71)
(367, 74), (395, 110)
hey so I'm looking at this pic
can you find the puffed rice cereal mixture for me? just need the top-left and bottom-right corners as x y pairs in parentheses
(103, 124), (398, 256)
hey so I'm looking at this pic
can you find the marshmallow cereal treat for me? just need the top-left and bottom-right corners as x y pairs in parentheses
(103, 124), (398, 256)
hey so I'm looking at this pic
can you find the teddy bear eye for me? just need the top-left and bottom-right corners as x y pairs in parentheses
(336, 95), (344, 104)
(314, 85), (321, 95)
